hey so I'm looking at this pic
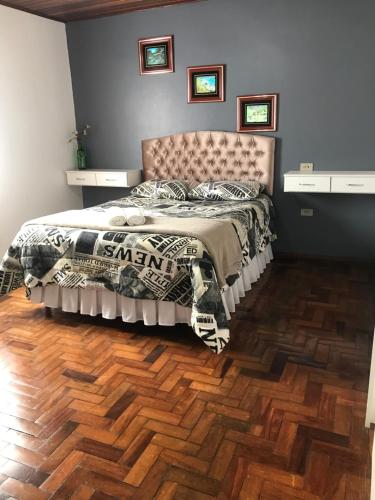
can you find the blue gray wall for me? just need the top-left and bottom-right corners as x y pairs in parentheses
(67, 0), (375, 259)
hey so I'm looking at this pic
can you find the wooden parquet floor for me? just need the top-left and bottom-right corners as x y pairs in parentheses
(0, 257), (374, 499)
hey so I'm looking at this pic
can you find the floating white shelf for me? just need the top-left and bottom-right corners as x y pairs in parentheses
(66, 169), (141, 188)
(284, 171), (375, 194)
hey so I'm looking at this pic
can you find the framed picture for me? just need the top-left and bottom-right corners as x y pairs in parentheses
(237, 94), (278, 132)
(187, 65), (225, 103)
(138, 35), (174, 75)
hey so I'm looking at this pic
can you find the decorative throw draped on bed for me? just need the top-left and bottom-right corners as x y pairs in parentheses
(0, 194), (275, 353)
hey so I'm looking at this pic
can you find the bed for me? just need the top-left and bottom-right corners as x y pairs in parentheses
(0, 131), (276, 353)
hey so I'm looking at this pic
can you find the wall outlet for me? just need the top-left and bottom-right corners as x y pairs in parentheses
(300, 162), (314, 172)
(301, 208), (314, 216)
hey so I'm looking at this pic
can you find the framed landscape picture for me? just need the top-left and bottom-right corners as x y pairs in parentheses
(187, 65), (225, 103)
(138, 35), (174, 75)
(237, 94), (278, 132)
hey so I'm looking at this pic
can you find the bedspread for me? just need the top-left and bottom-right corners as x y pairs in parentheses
(27, 213), (243, 289)
(0, 194), (275, 353)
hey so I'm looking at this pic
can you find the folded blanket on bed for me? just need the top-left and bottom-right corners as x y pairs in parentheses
(26, 210), (242, 288)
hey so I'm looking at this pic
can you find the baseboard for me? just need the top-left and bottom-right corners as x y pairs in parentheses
(273, 251), (375, 265)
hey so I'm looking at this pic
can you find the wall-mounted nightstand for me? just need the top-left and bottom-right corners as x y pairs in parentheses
(284, 171), (375, 194)
(66, 169), (141, 188)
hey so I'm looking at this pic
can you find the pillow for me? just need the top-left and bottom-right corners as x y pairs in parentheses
(188, 180), (263, 201)
(131, 180), (189, 200)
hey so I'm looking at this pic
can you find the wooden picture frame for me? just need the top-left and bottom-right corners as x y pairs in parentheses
(237, 94), (278, 132)
(138, 35), (174, 75)
(187, 65), (225, 103)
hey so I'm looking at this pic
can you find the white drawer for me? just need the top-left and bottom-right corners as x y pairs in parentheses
(331, 176), (375, 194)
(66, 171), (97, 186)
(284, 175), (331, 193)
(95, 171), (128, 187)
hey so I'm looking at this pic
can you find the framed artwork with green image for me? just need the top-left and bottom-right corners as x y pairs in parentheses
(237, 94), (278, 132)
(138, 35), (174, 75)
(187, 65), (225, 103)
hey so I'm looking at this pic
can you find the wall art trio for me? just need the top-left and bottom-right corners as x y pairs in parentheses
(138, 34), (278, 132)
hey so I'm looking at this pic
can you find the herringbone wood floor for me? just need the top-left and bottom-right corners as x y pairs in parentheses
(0, 257), (373, 499)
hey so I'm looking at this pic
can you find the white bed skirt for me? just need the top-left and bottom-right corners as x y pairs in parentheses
(29, 245), (273, 325)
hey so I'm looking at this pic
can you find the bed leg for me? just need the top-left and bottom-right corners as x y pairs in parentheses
(45, 306), (52, 318)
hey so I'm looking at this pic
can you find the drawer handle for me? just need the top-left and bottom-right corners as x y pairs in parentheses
(346, 183), (364, 187)
(299, 183), (315, 186)
(75, 177), (86, 181)
(105, 178), (117, 182)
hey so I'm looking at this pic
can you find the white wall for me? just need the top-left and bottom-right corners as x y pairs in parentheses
(0, 5), (82, 257)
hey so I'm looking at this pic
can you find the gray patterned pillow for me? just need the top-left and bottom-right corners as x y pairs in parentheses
(188, 181), (262, 201)
(131, 180), (189, 200)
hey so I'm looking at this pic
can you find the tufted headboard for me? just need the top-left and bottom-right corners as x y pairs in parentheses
(142, 130), (275, 194)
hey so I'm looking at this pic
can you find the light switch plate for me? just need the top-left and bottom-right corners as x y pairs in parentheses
(301, 208), (314, 216)
(300, 162), (314, 172)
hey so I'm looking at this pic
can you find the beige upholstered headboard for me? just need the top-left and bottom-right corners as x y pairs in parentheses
(142, 130), (275, 194)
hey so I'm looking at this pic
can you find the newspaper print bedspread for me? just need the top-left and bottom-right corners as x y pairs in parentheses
(0, 195), (275, 353)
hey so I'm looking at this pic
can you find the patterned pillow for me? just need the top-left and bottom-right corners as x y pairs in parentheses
(131, 180), (189, 200)
(188, 181), (262, 201)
